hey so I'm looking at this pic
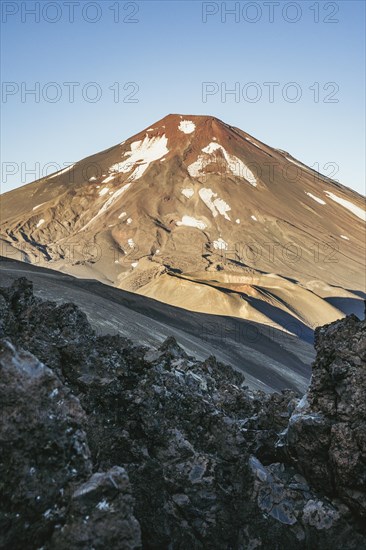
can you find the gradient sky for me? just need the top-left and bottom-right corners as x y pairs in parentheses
(1, 0), (365, 195)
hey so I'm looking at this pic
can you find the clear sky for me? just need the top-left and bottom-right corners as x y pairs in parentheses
(1, 0), (365, 195)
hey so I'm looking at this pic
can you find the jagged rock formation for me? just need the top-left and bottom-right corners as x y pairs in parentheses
(0, 340), (93, 549)
(0, 278), (365, 549)
(286, 314), (366, 517)
(50, 466), (141, 550)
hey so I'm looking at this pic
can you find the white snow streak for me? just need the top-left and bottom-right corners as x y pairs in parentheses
(212, 238), (228, 250)
(198, 188), (231, 220)
(32, 203), (46, 211)
(181, 188), (194, 198)
(36, 219), (45, 228)
(82, 184), (131, 229)
(187, 157), (205, 178)
(188, 142), (257, 186)
(178, 120), (196, 134)
(306, 192), (326, 205)
(324, 191), (366, 221)
(102, 175), (115, 184)
(109, 135), (169, 181)
(47, 164), (75, 179)
(176, 216), (207, 230)
(99, 184), (131, 213)
(214, 197), (231, 220)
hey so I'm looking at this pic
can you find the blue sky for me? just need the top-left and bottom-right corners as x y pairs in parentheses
(1, 0), (365, 195)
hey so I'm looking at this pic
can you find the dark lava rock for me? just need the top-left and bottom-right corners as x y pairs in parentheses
(0, 338), (92, 549)
(0, 278), (365, 549)
(286, 314), (366, 519)
(50, 466), (141, 550)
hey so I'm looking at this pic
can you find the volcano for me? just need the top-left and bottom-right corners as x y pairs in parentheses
(1, 114), (365, 339)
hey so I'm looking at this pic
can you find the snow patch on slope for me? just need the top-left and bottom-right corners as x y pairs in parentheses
(198, 188), (231, 220)
(36, 219), (45, 228)
(188, 142), (257, 186)
(178, 120), (196, 134)
(212, 238), (228, 251)
(176, 216), (207, 230)
(33, 203), (46, 211)
(324, 191), (366, 221)
(82, 183), (131, 230)
(187, 158), (205, 178)
(100, 184), (131, 213)
(214, 198), (232, 220)
(110, 135), (169, 182)
(306, 192), (326, 205)
(102, 175), (115, 184)
(47, 164), (75, 179)
(181, 188), (194, 198)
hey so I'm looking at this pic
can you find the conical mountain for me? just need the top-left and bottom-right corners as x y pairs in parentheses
(1, 114), (365, 334)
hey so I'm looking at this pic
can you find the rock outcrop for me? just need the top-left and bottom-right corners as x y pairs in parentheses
(286, 314), (366, 517)
(0, 278), (365, 549)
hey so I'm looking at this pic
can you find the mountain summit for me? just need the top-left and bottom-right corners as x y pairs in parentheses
(1, 114), (365, 335)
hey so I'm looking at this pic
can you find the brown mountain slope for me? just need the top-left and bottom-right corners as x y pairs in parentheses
(0, 257), (314, 392)
(1, 114), (365, 335)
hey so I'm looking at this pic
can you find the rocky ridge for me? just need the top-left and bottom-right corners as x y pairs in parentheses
(0, 278), (365, 549)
